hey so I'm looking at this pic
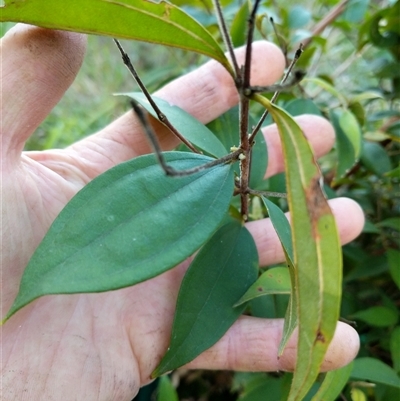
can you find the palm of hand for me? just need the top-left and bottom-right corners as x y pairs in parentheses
(1, 25), (364, 401)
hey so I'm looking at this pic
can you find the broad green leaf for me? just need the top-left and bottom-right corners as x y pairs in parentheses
(311, 362), (353, 401)
(123, 92), (227, 158)
(0, 0), (233, 74)
(253, 94), (342, 401)
(352, 306), (399, 327)
(361, 141), (393, 176)
(152, 221), (258, 377)
(351, 357), (400, 388)
(234, 267), (291, 306)
(157, 376), (179, 401)
(4, 152), (234, 322)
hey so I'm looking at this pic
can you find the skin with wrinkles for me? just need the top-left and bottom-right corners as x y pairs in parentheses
(1, 24), (364, 401)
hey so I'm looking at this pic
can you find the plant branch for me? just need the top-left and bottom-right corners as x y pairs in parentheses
(249, 44), (303, 144)
(247, 189), (287, 198)
(114, 39), (200, 154)
(212, 0), (240, 79)
(131, 100), (241, 177)
(237, 0), (263, 221)
(298, 0), (350, 49)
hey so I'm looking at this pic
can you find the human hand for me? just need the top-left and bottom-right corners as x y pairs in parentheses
(1, 25), (364, 401)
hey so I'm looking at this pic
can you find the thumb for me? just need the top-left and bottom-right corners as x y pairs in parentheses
(1, 24), (86, 165)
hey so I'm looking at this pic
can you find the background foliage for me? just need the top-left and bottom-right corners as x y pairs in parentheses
(1, 0), (399, 400)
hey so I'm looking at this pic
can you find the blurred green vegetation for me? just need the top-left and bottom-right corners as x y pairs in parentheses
(2, 0), (399, 399)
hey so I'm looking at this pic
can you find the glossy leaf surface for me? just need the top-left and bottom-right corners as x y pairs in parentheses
(152, 221), (258, 377)
(254, 94), (342, 401)
(123, 92), (227, 158)
(5, 152), (234, 321)
(0, 0), (232, 74)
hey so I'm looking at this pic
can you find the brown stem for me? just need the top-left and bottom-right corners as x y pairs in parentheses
(114, 39), (200, 154)
(249, 44), (303, 144)
(131, 99), (242, 176)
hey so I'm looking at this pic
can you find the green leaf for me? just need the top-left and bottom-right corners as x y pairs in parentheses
(123, 92), (227, 158)
(253, 95), (342, 401)
(262, 197), (293, 263)
(361, 141), (393, 176)
(303, 77), (347, 108)
(330, 109), (359, 181)
(284, 99), (322, 117)
(4, 152), (234, 322)
(230, 1), (250, 47)
(157, 376), (179, 401)
(351, 357), (400, 388)
(352, 306), (399, 327)
(311, 362), (353, 401)
(261, 196), (298, 354)
(152, 221), (258, 377)
(262, 197), (297, 355)
(288, 5), (311, 29)
(339, 110), (362, 159)
(388, 249), (400, 290)
(391, 326), (400, 374)
(0, 0), (233, 74)
(234, 267), (291, 306)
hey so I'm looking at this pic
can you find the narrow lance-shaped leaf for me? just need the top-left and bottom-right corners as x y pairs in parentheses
(152, 221), (259, 377)
(262, 196), (297, 355)
(123, 92), (227, 158)
(254, 94), (342, 401)
(311, 362), (353, 401)
(4, 152), (234, 322)
(0, 0), (233, 75)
